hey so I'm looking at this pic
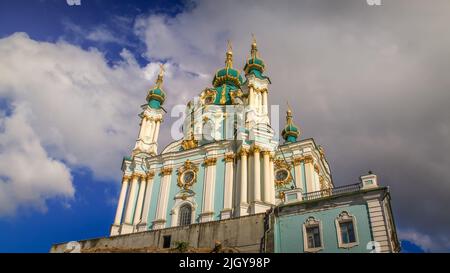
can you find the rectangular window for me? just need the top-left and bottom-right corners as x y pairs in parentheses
(163, 235), (171, 248)
(340, 221), (356, 244)
(306, 226), (322, 249)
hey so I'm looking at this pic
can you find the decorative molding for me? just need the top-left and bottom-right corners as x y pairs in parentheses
(224, 153), (235, 162)
(303, 216), (324, 253)
(160, 167), (173, 176)
(176, 160), (199, 190)
(204, 157), (217, 166)
(132, 173), (146, 179)
(274, 159), (292, 187)
(253, 146), (261, 153)
(335, 211), (360, 249)
(122, 175), (131, 181)
(239, 148), (249, 157)
(146, 171), (155, 180)
(303, 155), (314, 164)
(314, 164), (320, 174)
(293, 156), (304, 166)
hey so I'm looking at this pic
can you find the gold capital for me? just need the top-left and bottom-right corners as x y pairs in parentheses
(239, 148), (249, 157)
(146, 171), (155, 180)
(224, 153), (235, 162)
(204, 157), (217, 166)
(160, 167), (173, 176)
(253, 146), (261, 154)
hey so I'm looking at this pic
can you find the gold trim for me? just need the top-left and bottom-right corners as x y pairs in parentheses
(160, 167), (173, 176)
(224, 154), (235, 162)
(146, 171), (155, 180)
(122, 175), (131, 181)
(274, 159), (293, 187)
(204, 157), (217, 166)
(293, 156), (303, 166)
(176, 160), (199, 190)
(253, 146), (261, 153)
(239, 148), (249, 157)
(303, 155), (314, 164)
(314, 164), (320, 174)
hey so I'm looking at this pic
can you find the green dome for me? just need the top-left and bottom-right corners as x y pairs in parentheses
(244, 56), (265, 75)
(146, 68), (166, 109)
(282, 108), (300, 143)
(212, 67), (243, 87)
(147, 87), (166, 103)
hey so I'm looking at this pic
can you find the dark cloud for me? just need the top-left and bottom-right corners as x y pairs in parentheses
(136, 0), (450, 251)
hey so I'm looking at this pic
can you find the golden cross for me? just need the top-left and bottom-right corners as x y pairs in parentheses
(227, 40), (232, 53)
(159, 63), (165, 76)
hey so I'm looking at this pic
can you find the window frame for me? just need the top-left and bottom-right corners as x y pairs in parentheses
(302, 217), (324, 253)
(335, 211), (359, 249)
(178, 203), (193, 226)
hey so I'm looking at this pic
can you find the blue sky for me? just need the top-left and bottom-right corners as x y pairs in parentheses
(1, 0), (450, 253)
(0, 0), (187, 253)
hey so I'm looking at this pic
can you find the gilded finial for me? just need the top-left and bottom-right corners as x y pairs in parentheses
(287, 101), (292, 116)
(155, 63), (165, 88)
(225, 40), (233, 68)
(286, 102), (295, 125)
(251, 33), (258, 58)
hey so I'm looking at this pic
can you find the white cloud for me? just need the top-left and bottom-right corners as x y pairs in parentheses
(0, 33), (149, 180)
(399, 229), (450, 253)
(0, 32), (207, 216)
(0, 103), (74, 215)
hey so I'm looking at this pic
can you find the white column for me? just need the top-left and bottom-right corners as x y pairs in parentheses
(138, 117), (148, 139)
(304, 156), (314, 193)
(269, 156), (275, 203)
(133, 176), (147, 225)
(124, 174), (139, 225)
(152, 119), (161, 143)
(253, 147), (261, 202)
(262, 151), (273, 204)
(145, 118), (155, 141)
(113, 175), (130, 225)
(293, 158), (303, 191)
(222, 154), (234, 218)
(201, 157), (216, 222)
(249, 87), (254, 107)
(154, 167), (172, 229)
(262, 91), (268, 114)
(240, 149), (248, 205)
(140, 172), (155, 224)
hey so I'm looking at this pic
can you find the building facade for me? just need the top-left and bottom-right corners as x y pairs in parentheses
(106, 38), (399, 253)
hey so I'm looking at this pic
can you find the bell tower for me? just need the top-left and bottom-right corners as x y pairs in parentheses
(132, 64), (166, 156)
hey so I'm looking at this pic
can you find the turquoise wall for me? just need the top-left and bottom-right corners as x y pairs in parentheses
(274, 204), (373, 253)
(146, 172), (162, 229)
(214, 159), (225, 220)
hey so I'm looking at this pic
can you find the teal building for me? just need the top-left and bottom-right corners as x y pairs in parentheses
(108, 38), (400, 253)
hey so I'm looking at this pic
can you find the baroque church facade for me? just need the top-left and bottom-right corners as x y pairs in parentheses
(110, 39), (333, 235)
(102, 38), (400, 253)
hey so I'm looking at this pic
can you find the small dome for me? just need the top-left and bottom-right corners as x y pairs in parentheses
(243, 36), (266, 76)
(212, 42), (243, 88)
(212, 67), (243, 87)
(146, 65), (166, 109)
(281, 107), (300, 143)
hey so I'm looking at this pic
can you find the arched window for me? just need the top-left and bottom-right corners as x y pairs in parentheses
(178, 204), (192, 226)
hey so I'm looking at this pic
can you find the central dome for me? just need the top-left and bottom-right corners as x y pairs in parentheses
(212, 43), (243, 88)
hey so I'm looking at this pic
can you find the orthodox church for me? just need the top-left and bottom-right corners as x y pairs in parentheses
(75, 37), (400, 253)
(109, 37), (334, 235)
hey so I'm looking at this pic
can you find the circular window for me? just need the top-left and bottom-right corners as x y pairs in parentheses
(182, 170), (195, 185)
(275, 169), (290, 186)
